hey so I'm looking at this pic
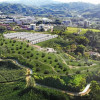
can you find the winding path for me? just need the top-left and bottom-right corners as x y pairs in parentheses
(0, 58), (91, 96)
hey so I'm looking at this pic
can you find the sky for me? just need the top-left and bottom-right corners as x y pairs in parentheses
(54, 0), (100, 4)
(0, 0), (100, 4)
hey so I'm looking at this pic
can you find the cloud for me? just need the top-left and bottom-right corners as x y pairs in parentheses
(0, 0), (99, 4)
(54, 0), (100, 4)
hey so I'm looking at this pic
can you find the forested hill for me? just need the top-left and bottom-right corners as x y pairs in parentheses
(82, 5), (100, 18)
(0, 3), (40, 15)
(0, 2), (100, 18)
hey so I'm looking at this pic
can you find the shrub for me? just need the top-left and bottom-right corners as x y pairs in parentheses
(76, 71), (81, 74)
(1, 43), (3, 46)
(5, 42), (8, 44)
(63, 68), (67, 71)
(27, 51), (30, 53)
(20, 46), (22, 49)
(36, 67), (41, 72)
(27, 56), (29, 59)
(44, 60), (47, 62)
(12, 44), (14, 46)
(16, 47), (19, 50)
(12, 50), (15, 53)
(36, 63), (39, 66)
(31, 48), (34, 50)
(54, 65), (56, 68)
(55, 59), (58, 62)
(48, 56), (51, 59)
(78, 63), (81, 66)
(44, 70), (49, 74)
(35, 57), (38, 59)
(21, 42), (23, 45)
(18, 51), (21, 54)
(27, 44), (29, 47)
(36, 53), (39, 55)
(50, 61), (52, 64)
(13, 40), (16, 43)
(24, 48), (26, 50)
(57, 70), (60, 72)
(11, 48), (14, 50)
(9, 40), (12, 43)
(23, 52), (25, 54)
(30, 54), (33, 57)
(42, 53), (45, 58)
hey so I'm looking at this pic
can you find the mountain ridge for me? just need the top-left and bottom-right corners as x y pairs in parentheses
(0, 2), (100, 18)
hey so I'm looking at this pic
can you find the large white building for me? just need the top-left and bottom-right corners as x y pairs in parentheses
(4, 32), (58, 45)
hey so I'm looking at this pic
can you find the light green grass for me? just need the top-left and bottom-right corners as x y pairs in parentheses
(66, 27), (100, 34)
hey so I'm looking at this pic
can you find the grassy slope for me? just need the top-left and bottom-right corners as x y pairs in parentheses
(66, 27), (100, 34)
(0, 36), (69, 75)
(0, 60), (25, 83)
(0, 81), (70, 100)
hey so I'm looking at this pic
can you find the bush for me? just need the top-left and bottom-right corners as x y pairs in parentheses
(36, 53), (39, 55)
(27, 51), (30, 53)
(20, 46), (22, 49)
(35, 57), (38, 59)
(27, 44), (29, 47)
(44, 70), (49, 74)
(30, 54), (33, 57)
(16, 47), (19, 50)
(11, 48), (14, 50)
(12, 44), (14, 46)
(27, 56), (29, 59)
(5, 42), (8, 44)
(12, 50), (15, 53)
(18, 51), (21, 54)
(9, 40), (12, 43)
(50, 61), (52, 64)
(44, 60), (47, 62)
(36, 63), (39, 66)
(36, 67), (41, 72)
(48, 56), (51, 59)
(78, 63), (81, 66)
(76, 71), (81, 74)
(57, 70), (60, 72)
(24, 48), (26, 50)
(21, 42), (23, 45)
(42, 53), (45, 58)
(23, 52), (25, 54)
(31, 48), (34, 50)
(54, 65), (56, 68)
(63, 68), (67, 71)
(55, 59), (58, 62)
(1, 42), (3, 46)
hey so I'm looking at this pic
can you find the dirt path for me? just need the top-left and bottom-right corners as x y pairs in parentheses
(0, 58), (91, 96)
(36, 83), (91, 96)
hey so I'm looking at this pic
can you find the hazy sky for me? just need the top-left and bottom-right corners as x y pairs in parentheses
(0, 0), (100, 4)
(54, 0), (100, 4)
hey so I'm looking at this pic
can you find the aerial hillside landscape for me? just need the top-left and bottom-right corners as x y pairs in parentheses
(0, 0), (100, 100)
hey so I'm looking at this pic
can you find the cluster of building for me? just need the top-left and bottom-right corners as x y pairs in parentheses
(0, 15), (54, 31)
(4, 32), (58, 44)
(30, 24), (53, 32)
(2, 14), (99, 31)
(62, 19), (90, 28)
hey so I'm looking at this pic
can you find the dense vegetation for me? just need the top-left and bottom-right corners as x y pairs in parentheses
(0, 25), (100, 100)
(0, 80), (70, 100)
(0, 2), (100, 18)
(0, 60), (25, 83)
